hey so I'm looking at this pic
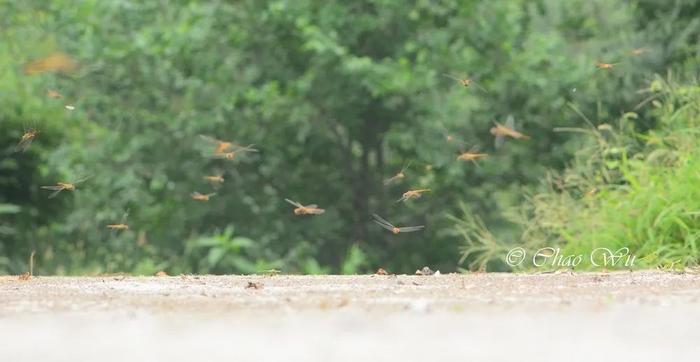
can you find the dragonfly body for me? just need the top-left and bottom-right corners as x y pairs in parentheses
(285, 199), (325, 215)
(372, 214), (424, 234)
(191, 192), (216, 201)
(398, 189), (430, 202)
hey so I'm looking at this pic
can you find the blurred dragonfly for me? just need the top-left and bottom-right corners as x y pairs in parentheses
(490, 115), (530, 148)
(106, 210), (130, 233)
(397, 189), (431, 202)
(629, 48), (648, 56)
(457, 146), (489, 164)
(383, 162), (411, 185)
(203, 175), (225, 184)
(15, 126), (39, 152)
(442, 73), (488, 93)
(191, 191), (216, 201)
(372, 214), (424, 234)
(596, 60), (621, 70)
(209, 144), (259, 160)
(285, 199), (325, 215)
(40, 176), (90, 198)
(47, 89), (62, 99)
(200, 135), (242, 155)
(23, 52), (78, 75)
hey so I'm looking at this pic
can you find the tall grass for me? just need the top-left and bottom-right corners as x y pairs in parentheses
(456, 77), (700, 271)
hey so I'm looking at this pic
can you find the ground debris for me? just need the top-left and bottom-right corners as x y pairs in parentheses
(415, 266), (439, 276)
(245, 281), (263, 290)
(18, 272), (31, 281)
(155, 271), (168, 277)
(375, 268), (389, 275)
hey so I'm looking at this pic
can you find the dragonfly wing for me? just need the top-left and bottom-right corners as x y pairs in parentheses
(41, 185), (63, 190)
(48, 189), (64, 198)
(15, 138), (33, 152)
(373, 219), (395, 232)
(505, 115), (515, 130)
(199, 134), (220, 144)
(284, 199), (303, 208)
(473, 81), (489, 94)
(372, 214), (395, 228)
(72, 175), (92, 184)
(399, 225), (425, 233)
(495, 134), (505, 149)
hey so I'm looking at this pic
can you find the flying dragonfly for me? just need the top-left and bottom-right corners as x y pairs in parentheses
(191, 191), (216, 201)
(442, 73), (489, 93)
(490, 115), (530, 149)
(629, 48), (648, 56)
(209, 144), (259, 161)
(383, 162), (411, 185)
(47, 89), (62, 99)
(457, 146), (489, 164)
(372, 214), (424, 234)
(200, 135), (242, 155)
(595, 60), (621, 70)
(106, 210), (130, 233)
(15, 126), (39, 153)
(23, 52), (78, 75)
(203, 175), (225, 184)
(40, 176), (90, 198)
(285, 199), (325, 215)
(397, 189), (431, 203)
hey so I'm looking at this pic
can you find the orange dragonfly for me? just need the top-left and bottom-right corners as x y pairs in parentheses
(23, 52), (78, 75)
(209, 144), (259, 160)
(107, 210), (130, 232)
(629, 48), (648, 56)
(285, 199), (325, 215)
(442, 73), (488, 93)
(383, 162), (411, 185)
(47, 89), (62, 99)
(595, 60), (621, 70)
(372, 214), (424, 234)
(191, 191), (216, 201)
(203, 175), (225, 184)
(457, 146), (489, 163)
(490, 115), (530, 148)
(397, 189), (431, 202)
(200, 135), (242, 154)
(40, 176), (90, 198)
(15, 126), (40, 153)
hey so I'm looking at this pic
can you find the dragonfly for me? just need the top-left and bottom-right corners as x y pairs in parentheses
(372, 214), (424, 234)
(285, 199), (325, 215)
(15, 127), (40, 153)
(490, 115), (530, 148)
(457, 146), (489, 163)
(595, 60), (621, 70)
(383, 162), (411, 185)
(203, 175), (225, 183)
(191, 191), (216, 201)
(23, 52), (78, 75)
(106, 210), (130, 232)
(397, 189), (431, 202)
(40, 176), (90, 198)
(47, 89), (62, 99)
(629, 48), (648, 56)
(209, 144), (259, 160)
(442, 73), (488, 93)
(200, 135), (242, 155)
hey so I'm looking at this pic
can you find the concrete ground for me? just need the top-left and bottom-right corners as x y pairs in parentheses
(1, 271), (699, 361)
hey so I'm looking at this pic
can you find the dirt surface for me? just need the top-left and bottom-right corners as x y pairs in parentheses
(2, 271), (700, 361)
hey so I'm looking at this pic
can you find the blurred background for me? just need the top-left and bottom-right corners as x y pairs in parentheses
(1, 0), (700, 275)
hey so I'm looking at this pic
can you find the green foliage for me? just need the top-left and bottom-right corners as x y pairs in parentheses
(1, 0), (699, 274)
(459, 78), (700, 271)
